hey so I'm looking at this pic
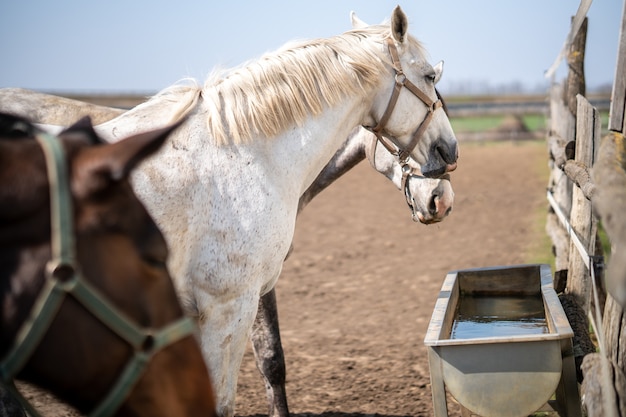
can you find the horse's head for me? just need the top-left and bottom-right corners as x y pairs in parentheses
(357, 6), (459, 179)
(360, 127), (453, 224)
(0, 113), (216, 417)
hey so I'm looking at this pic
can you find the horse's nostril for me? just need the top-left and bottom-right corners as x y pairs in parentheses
(429, 195), (438, 216)
(436, 142), (458, 165)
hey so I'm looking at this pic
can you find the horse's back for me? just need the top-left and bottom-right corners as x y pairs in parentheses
(0, 88), (125, 125)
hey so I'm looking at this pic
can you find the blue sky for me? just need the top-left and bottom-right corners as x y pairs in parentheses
(0, 1), (622, 95)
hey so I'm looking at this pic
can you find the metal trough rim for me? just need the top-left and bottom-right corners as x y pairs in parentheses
(424, 263), (574, 347)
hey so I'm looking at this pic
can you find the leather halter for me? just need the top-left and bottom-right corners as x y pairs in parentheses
(0, 132), (197, 417)
(364, 37), (444, 217)
(365, 37), (443, 165)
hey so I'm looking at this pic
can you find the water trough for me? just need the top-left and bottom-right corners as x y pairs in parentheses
(424, 264), (581, 417)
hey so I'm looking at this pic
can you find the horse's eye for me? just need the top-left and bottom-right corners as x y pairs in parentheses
(426, 74), (436, 83)
(145, 256), (167, 268)
(142, 244), (168, 269)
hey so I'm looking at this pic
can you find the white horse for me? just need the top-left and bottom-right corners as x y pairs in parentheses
(4, 7), (458, 416)
(0, 89), (453, 417)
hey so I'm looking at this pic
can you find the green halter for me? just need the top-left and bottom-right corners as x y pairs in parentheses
(0, 132), (197, 417)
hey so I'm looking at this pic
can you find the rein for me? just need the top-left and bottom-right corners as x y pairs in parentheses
(0, 132), (197, 417)
(364, 38), (444, 216)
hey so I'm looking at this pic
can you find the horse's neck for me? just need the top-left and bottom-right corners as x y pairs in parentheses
(298, 127), (368, 211)
(269, 97), (371, 200)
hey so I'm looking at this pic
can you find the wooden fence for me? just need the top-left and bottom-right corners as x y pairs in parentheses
(545, 0), (626, 415)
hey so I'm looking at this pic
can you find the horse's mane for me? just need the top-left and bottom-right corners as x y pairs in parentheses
(200, 24), (425, 145)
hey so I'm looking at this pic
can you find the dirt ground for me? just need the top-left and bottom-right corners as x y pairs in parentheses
(16, 139), (550, 416)
(234, 139), (550, 417)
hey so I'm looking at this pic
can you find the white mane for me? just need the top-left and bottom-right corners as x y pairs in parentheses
(200, 25), (424, 145)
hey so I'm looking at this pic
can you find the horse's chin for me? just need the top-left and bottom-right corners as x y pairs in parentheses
(412, 212), (444, 225)
(410, 202), (452, 224)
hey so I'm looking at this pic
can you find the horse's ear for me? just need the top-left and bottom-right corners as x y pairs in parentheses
(73, 119), (183, 197)
(390, 5), (408, 44)
(350, 11), (367, 29)
(433, 61), (444, 84)
(61, 116), (103, 145)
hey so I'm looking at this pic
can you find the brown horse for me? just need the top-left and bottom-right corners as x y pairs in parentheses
(0, 113), (216, 417)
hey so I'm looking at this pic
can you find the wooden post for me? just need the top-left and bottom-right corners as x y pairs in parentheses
(581, 2), (626, 415)
(545, 15), (587, 290)
(609, 1), (626, 133)
(564, 18), (587, 118)
(565, 95), (600, 313)
(546, 84), (573, 286)
(544, 13), (587, 304)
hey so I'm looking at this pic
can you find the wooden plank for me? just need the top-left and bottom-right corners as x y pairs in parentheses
(592, 131), (626, 307)
(565, 17), (587, 117)
(609, 1), (626, 133)
(566, 95), (600, 313)
(581, 347), (626, 416)
(547, 84), (574, 279)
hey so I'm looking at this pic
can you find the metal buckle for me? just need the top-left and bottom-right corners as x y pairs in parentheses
(395, 72), (407, 86)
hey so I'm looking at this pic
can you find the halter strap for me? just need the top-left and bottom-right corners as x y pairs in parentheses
(366, 37), (443, 164)
(366, 135), (423, 219)
(0, 132), (197, 417)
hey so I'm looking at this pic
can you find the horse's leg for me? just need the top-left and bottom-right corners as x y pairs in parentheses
(250, 288), (289, 417)
(198, 292), (260, 417)
(249, 133), (367, 417)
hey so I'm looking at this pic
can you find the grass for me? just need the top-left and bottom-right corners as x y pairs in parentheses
(450, 114), (547, 133)
(450, 112), (608, 134)
(450, 115), (507, 132)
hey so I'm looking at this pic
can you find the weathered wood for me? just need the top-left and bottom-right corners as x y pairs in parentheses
(548, 132), (571, 169)
(566, 95), (600, 313)
(581, 349), (626, 417)
(581, 293), (626, 416)
(563, 159), (595, 200)
(603, 296), (626, 378)
(547, 84), (574, 277)
(564, 18), (587, 117)
(552, 4), (626, 415)
(592, 131), (626, 307)
(609, 2), (626, 133)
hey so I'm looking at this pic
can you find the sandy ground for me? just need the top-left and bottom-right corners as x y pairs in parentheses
(234, 139), (550, 417)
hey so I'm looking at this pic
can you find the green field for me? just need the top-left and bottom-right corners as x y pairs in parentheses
(450, 114), (547, 133)
(450, 112), (610, 134)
